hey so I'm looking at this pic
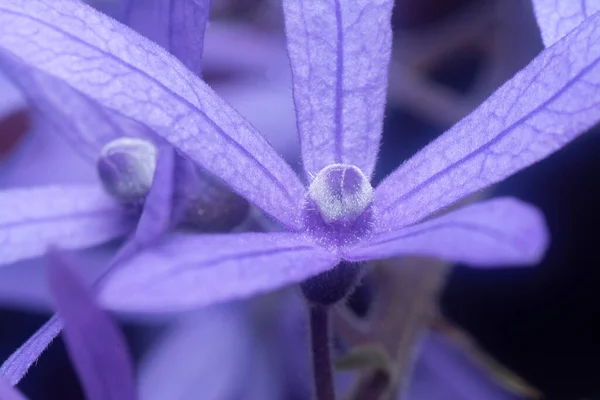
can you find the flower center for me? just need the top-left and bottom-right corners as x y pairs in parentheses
(97, 137), (157, 204)
(308, 164), (373, 225)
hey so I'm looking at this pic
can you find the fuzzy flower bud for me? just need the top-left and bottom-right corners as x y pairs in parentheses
(97, 138), (157, 204)
(308, 164), (373, 225)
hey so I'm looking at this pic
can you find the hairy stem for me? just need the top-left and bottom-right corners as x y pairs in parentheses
(309, 305), (335, 400)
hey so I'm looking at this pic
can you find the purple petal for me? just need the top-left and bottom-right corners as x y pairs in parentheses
(0, 0), (305, 230)
(0, 239), (117, 311)
(0, 244), (131, 386)
(202, 22), (289, 82)
(282, 0), (393, 178)
(0, 71), (26, 121)
(134, 145), (174, 245)
(0, 378), (27, 400)
(100, 232), (339, 312)
(0, 316), (63, 385)
(405, 331), (521, 400)
(137, 305), (276, 400)
(532, 0), (600, 47)
(345, 198), (548, 267)
(118, 0), (209, 77)
(0, 122), (98, 187)
(46, 250), (136, 400)
(375, 12), (600, 231)
(0, 243), (141, 386)
(0, 51), (152, 164)
(204, 24), (300, 164)
(0, 185), (132, 266)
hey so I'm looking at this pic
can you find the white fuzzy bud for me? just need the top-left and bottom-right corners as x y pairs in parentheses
(308, 164), (373, 225)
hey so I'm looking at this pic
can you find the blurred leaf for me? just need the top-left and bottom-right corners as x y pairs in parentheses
(333, 257), (449, 400)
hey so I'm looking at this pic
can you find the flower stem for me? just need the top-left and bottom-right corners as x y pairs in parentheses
(309, 304), (335, 400)
(349, 369), (390, 400)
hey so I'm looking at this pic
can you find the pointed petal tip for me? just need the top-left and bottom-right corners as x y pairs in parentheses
(505, 198), (549, 265)
(375, 11), (600, 231)
(45, 249), (137, 400)
(347, 197), (549, 268)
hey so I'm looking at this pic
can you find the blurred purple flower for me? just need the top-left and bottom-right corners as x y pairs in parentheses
(0, 0), (250, 385)
(0, 250), (137, 400)
(0, 138), (183, 385)
(0, 0), (242, 268)
(0, 0), (598, 314)
(137, 302), (284, 400)
(46, 250), (136, 400)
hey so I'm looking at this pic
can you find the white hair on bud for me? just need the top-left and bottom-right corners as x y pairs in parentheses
(97, 137), (157, 203)
(308, 164), (373, 225)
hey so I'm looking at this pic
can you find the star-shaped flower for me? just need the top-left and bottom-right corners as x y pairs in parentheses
(1, 0), (599, 313)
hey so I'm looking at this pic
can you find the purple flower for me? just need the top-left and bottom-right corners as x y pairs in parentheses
(0, 0), (598, 313)
(0, 0), (249, 268)
(0, 250), (137, 400)
(0, 0), (250, 385)
(0, 135), (186, 383)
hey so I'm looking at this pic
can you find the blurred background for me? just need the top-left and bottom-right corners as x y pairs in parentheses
(1, 0), (599, 399)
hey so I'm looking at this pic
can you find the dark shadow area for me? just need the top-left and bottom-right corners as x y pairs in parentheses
(443, 125), (600, 399)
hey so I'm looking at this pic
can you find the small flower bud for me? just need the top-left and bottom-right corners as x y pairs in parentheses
(308, 164), (373, 225)
(97, 138), (157, 204)
(182, 173), (250, 232)
(173, 158), (250, 232)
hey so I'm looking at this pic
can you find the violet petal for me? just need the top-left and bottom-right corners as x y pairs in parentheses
(0, 185), (131, 266)
(100, 233), (339, 312)
(532, 0), (600, 47)
(0, 316), (63, 385)
(282, 0), (393, 178)
(0, 378), (27, 400)
(118, 0), (210, 76)
(346, 198), (547, 267)
(134, 145), (175, 245)
(0, 51), (151, 164)
(0, 70), (25, 121)
(0, 0), (305, 230)
(47, 250), (136, 400)
(137, 306), (268, 400)
(375, 11), (600, 231)
(0, 244), (139, 386)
